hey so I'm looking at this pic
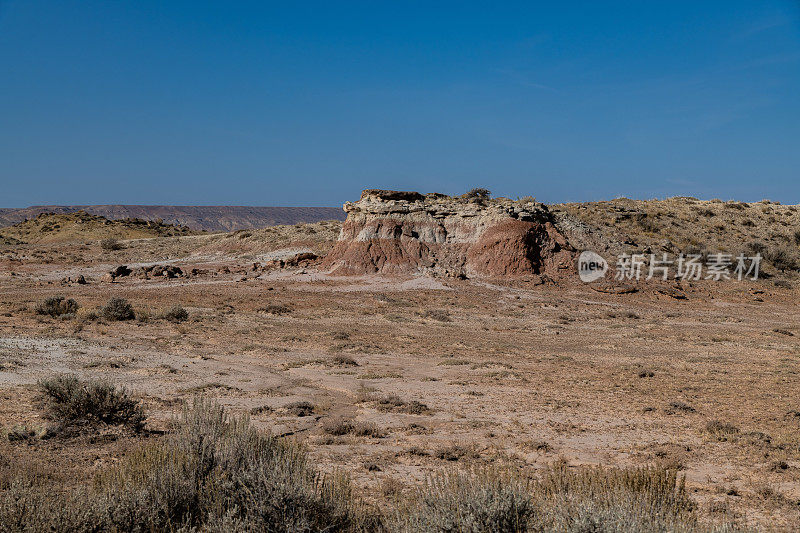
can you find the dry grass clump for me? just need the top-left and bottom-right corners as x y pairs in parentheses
(322, 417), (385, 438)
(330, 355), (359, 367)
(420, 309), (452, 322)
(0, 399), (367, 532)
(284, 400), (315, 416)
(374, 394), (431, 415)
(159, 305), (188, 322)
(34, 296), (78, 318)
(100, 237), (123, 251)
(38, 375), (145, 431)
(392, 464), (708, 532)
(263, 303), (293, 315)
(705, 420), (740, 440)
(100, 297), (135, 321)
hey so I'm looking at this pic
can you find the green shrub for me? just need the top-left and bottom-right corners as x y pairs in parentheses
(101, 297), (135, 321)
(38, 375), (145, 430)
(34, 296), (78, 318)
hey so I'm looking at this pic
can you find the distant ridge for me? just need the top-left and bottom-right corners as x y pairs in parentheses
(0, 205), (345, 232)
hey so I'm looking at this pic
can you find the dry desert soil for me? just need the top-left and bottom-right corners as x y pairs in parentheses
(1, 207), (800, 530)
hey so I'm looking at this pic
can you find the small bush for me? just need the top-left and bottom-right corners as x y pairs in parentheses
(461, 188), (491, 201)
(330, 355), (359, 367)
(666, 401), (695, 414)
(375, 395), (431, 415)
(34, 296), (78, 318)
(421, 309), (451, 322)
(765, 247), (799, 272)
(160, 305), (188, 322)
(322, 417), (384, 438)
(392, 468), (533, 532)
(705, 420), (739, 440)
(100, 238), (123, 251)
(101, 297), (135, 321)
(38, 375), (145, 430)
(263, 303), (292, 315)
(285, 400), (315, 416)
(0, 400), (366, 532)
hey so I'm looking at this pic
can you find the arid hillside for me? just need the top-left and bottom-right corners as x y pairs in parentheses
(0, 211), (199, 244)
(553, 197), (800, 271)
(0, 205), (346, 232)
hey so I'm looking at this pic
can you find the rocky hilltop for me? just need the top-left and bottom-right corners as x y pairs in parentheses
(322, 189), (575, 278)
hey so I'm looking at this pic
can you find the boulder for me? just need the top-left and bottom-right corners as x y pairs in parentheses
(110, 265), (131, 278)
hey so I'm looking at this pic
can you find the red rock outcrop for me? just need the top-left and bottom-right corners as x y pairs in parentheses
(322, 190), (574, 278)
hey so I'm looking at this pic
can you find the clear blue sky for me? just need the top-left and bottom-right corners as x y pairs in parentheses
(1, 1), (799, 207)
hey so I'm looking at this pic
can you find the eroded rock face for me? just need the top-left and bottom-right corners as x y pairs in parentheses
(322, 190), (575, 278)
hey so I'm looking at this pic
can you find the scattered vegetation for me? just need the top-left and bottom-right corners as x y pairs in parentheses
(374, 394), (431, 415)
(461, 188), (491, 201)
(1, 387), (741, 532)
(101, 297), (136, 321)
(34, 296), (79, 318)
(100, 237), (123, 251)
(284, 400), (315, 417)
(322, 417), (385, 438)
(38, 375), (145, 431)
(159, 305), (188, 322)
(0, 400), (364, 532)
(420, 309), (451, 322)
(392, 464), (701, 532)
(263, 303), (293, 315)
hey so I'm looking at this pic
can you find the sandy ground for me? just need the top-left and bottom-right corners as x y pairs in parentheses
(1, 240), (800, 529)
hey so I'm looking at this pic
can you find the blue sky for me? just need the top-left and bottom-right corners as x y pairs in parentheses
(1, 1), (799, 207)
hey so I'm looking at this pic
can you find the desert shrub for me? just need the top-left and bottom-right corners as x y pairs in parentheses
(764, 247), (799, 272)
(394, 464), (701, 532)
(532, 464), (698, 532)
(374, 395), (431, 415)
(100, 238), (123, 251)
(285, 400), (315, 416)
(0, 480), (101, 533)
(263, 303), (292, 315)
(421, 309), (451, 322)
(461, 188), (491, 201)
(38, 375), (145, 431)
(160, 305), (188, 322)
(34, 296), (78, 318)
(392, 467), (534, 532)
(322, 417), (384, 438)
(330, 355), (359, 367)
(0, 400), (366, 532)
(705, 420), (739, 441)
(101, 297), (135, 321)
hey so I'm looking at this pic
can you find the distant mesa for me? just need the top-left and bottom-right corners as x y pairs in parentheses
(321, 189), (575, 279)
(0, 205), (346, 232)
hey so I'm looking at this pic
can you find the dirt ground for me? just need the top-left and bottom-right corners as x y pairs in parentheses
(1, 235), (799, 530)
